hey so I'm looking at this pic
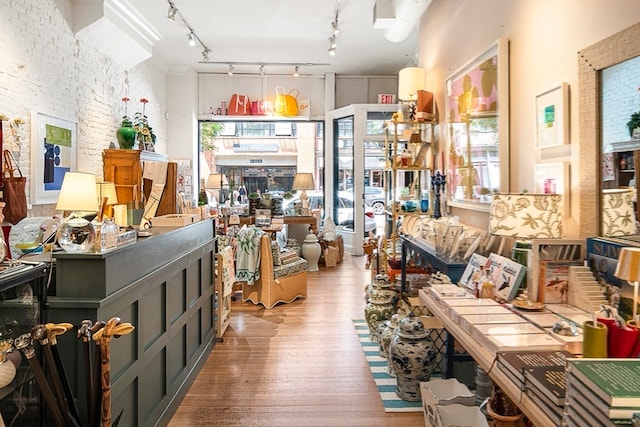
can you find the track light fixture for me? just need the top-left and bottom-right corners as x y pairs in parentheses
(167, 4), (177, 21)
(328, 46), (336, 56)
(187, 32), (196, 47)
(228, 64), (234, 75)
(166, 0), (211, 60)
(331, 20), (340, 35)
(328, 36), (337, 49)
(259, 65), (265, 76)
(293, 65), (299, 77)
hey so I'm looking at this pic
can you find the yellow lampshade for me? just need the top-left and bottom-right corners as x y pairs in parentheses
(206, 173), (228, 189)
(398, 67), (426, 101)
(602, 188), (636, 237)
(292, 173), (314, 191)
(489, 193), (562, 239)
(615, 247), (640, 323)
(56, 172), (99, 212)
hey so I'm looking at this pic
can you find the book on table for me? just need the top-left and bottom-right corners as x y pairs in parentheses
(488, 253), (526, 302)
(484, 333), (565, 353)
(566, 358), (640, 408)
(565, 369), (638, 424)
(524, 365), (566, 406)
(497, 350), (572, 384)
(524, 385), (564, 426)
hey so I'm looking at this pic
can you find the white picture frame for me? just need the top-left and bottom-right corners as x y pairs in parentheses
(535, 83), (570, 149)
(30, 112), (78, 205)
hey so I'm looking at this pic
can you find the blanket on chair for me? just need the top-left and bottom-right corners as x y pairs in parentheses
(235, 226), (265, 285)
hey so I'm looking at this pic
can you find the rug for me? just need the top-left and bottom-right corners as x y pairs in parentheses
(354, 319), (426, 413)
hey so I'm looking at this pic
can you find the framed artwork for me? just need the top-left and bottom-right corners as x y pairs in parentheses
(534, 162), (571, 216)
(446, 38), (510, 209)
(30, 112), (78, 205)
(535, 83), (570, 149)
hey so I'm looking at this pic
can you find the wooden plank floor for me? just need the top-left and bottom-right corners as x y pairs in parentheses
(168, 254), (425, 427)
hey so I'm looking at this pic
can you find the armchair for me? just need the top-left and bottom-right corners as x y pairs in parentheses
(242, 234), (308, 309)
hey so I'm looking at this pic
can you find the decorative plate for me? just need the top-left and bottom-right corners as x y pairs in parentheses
(512, 300), (546, 311)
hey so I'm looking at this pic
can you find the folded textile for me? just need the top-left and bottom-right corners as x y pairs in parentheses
(235, 226), (265, 285)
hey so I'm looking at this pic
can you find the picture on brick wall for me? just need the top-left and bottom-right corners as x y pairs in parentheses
(30, 112), (77, 204)
(535, 83), (570, 149)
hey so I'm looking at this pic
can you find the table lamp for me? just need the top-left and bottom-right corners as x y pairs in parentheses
(615, 247), (640, 324)
(602, 188), (636, 237)
(292, 173), (314, 210)
(206, 173), (228, 204)
(96, 181), (118, 220)
(56, 172), (99, 252)
(398, 66), (425, 122)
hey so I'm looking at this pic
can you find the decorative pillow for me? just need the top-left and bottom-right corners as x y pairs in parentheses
(271, 240), (282, 266)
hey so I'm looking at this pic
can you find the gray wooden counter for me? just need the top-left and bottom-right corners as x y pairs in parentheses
(46, 219), (216, 427)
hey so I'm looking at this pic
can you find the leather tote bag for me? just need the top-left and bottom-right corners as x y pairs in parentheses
(1, 150), (28, 225)
(228, 94), (252, 115)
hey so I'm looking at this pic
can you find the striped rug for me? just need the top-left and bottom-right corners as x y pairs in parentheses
(353, 319), (425, 413)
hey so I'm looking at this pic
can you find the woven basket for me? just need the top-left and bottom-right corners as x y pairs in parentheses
(487, 403), (524, 427)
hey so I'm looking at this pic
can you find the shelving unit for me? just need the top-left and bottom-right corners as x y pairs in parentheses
(384, 118), (437, 260)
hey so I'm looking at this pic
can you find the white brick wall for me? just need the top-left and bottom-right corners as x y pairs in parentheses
(602, 56), (640, 144)
(0, 0), (166, 217)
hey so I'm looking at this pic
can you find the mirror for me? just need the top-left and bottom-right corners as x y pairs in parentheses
(578, 22), (640, 239)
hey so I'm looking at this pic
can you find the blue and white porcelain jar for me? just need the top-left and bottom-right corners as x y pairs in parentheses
(388, 317), (438, 401)
(364, 289), (395, 342)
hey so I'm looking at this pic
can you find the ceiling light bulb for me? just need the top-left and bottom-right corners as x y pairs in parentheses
(187, 32), (196, 47)
(293, 65), (299, 77)
(328, 47), (336, 56)
(167, 5), (177, 21)
(331, 21), (340, 35)
(329, 36), (337, 49)
(228, 65), (234, 75)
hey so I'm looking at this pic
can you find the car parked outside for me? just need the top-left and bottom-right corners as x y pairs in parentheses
(363, 186), (386, 215)
(282, 190), (377, 236)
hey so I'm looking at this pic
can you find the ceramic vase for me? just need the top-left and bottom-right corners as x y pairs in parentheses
(364, 289), (395, 342)
(379, 313), (404, 362)
(116, 118), (136, 149)
(364, 273), (394, 303)
(389, 317), (438, 401)
(301, 232), (321, 272)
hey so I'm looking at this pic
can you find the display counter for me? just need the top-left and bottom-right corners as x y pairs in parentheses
(46, 219), (216, 427)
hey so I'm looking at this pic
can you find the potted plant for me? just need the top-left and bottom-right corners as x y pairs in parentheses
(627, 111), (640, 139)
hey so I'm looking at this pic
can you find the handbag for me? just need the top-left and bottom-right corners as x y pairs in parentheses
(227, 94), (252, 115)
(274, 87), (299, 116)
(1, 150), (28, 225)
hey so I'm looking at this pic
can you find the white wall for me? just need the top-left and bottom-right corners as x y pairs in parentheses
(419, 0), (640, 236)
(0, 0), (167, 217)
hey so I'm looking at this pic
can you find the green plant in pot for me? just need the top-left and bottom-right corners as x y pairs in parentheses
(627, 111), (640, 138)
(248, 192), (260, 216)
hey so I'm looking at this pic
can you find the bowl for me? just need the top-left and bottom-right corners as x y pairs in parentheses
(387, 258), (402, 269)
(15, 242), (43, 254)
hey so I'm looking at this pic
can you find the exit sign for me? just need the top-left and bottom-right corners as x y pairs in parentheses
(378, 94), (395, 104)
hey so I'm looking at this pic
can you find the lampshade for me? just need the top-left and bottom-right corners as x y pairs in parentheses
(206, 173), (228, 189)
(602, 188), (636, 237)
(489, 193), (562, 239)
(96, 182), (118, 205)
(398, 67), (426, 101)
(292, 173), (315, 191)
(228, 214), (241, 225)
(615, 247), (640, 323)
(56, 172), (99, 212)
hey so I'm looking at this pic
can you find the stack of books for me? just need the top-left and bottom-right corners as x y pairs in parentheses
(564, 358), (640, 426)
(497, 350), (572, 426)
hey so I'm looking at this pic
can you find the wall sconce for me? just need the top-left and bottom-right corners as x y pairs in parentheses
(56, 172), (99, 252)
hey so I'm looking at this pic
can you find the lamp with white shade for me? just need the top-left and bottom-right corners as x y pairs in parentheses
(96, 181), (118, 220)
(206, 173), (228, 204)
(398, 66), (426, 122)
(292, 173), (314, 211)
(56, 172), (99, 252)
(615, 247), (640, 325)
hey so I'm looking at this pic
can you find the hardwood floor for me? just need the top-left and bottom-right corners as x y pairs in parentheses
(168, 255), (425, 427)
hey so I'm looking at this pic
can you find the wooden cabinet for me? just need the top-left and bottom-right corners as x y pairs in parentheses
(102, 149), (177, 216)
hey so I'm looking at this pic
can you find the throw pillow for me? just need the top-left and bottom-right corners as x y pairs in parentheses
(271, 241), (282, 266)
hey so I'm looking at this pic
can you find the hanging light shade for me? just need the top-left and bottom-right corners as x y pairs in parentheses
(398, 67), (426, 101)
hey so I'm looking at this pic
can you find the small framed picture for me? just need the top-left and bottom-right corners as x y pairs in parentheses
(535, 83), (570, 149)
